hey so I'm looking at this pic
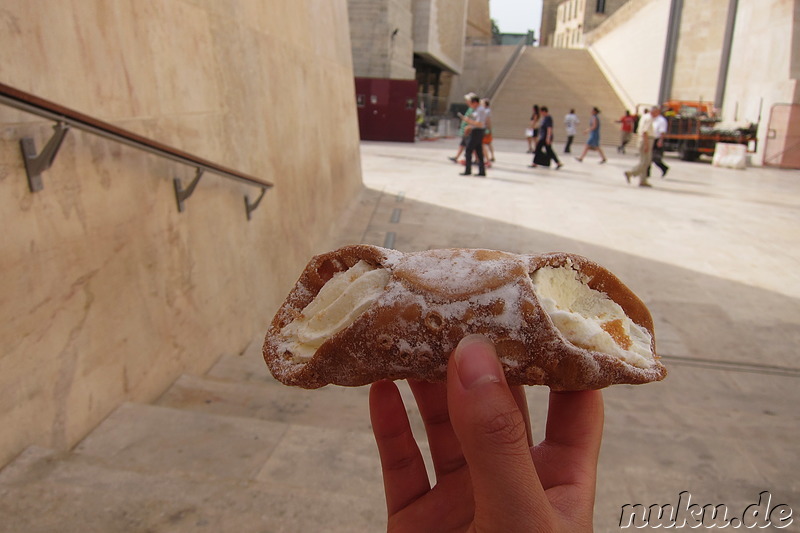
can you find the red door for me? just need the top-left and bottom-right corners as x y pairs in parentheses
(355, 78), (417, 142)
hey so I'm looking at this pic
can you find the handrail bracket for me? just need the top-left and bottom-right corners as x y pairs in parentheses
(244, 187), (268, 220)
(173, 168), (204, 212)
(20, 121), (70, 192)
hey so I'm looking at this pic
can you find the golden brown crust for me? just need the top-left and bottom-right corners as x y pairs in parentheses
(263, 245), (667, 390)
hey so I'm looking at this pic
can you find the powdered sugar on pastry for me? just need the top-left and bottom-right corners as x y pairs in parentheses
(263, 245), (666, 390)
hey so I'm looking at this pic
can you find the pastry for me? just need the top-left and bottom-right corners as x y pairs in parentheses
(263, 245), (666, 390)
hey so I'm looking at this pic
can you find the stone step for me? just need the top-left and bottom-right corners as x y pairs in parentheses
(193, 339), (428, 436)
(73, 397), (431, 502)
(73, 402), (289, 483)
(490, 47), (626, 143)
(0, 446), (385, 532)
(157, 373), (375, 434)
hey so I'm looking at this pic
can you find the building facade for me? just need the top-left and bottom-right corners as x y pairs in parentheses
(584, 0), (799, 166)
(552, 0), (629, 49)
(348, 0), (480, 117)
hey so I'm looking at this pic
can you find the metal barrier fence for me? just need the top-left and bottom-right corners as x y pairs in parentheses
(416, 94), (459, 140)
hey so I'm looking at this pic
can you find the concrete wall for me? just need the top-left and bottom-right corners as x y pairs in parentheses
(413, 0), (468, 73)
(449, 45), (519, 101)
(586, 0), (670, 110)
(671, 0), (729, 102)
(0, 0), (362, 467)
(723, 0), (799, 166)
(466, 0), (492, 42)
(349, 0), (416, 79)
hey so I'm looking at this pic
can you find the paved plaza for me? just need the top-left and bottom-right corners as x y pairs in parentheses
(1, 138), (798, 532)
(333, 139), (800, 529)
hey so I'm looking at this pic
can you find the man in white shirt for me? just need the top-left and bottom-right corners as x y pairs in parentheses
(625, 107), (655, 187)
(650, 108), (669, 177)
(564, 109), (579, 153)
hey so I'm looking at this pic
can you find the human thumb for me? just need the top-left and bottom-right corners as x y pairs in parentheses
(447, 335), (554, 529)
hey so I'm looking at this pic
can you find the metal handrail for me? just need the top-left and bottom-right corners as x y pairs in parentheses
(0, 82), (273, 218)
(485, 38), (528, 101)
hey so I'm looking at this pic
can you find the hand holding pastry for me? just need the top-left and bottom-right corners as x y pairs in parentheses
(371, 335), (603, 532)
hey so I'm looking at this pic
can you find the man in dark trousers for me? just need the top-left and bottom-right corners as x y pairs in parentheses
(650, 106), (670, 178)
(530, 106), (563, 169)
(459, 96), (487, 177)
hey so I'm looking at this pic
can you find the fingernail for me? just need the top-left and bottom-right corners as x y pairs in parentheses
(454, 334), (501, 389)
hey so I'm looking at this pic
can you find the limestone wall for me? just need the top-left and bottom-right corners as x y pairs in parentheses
(586, 0), (670, 110)
(671, 0), (729, 103)
(723, 0), (799, 165)
(466, 0), (492, 42)
(541, 0), (561, 46)
(449, 45), (519, 101)
(413, 0), (468, 74)
(349, 0), (416, 80)
(0, 0), (362, 467)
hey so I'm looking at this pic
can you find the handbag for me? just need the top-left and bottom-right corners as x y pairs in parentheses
(533, 140), (551, 166)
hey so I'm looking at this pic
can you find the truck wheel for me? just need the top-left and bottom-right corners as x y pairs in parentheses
(679, 146), (699, 161)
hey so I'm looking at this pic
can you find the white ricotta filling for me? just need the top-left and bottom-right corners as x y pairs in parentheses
(531, 266), (655, 368)
(281, 260), (390, 360)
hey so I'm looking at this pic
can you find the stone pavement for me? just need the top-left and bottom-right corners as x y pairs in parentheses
(1, 139), (798, 532)
(335, 139), (800, 529)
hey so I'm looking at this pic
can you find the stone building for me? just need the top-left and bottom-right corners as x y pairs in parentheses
(540, 0), (561, 47)
(348, 0), (491, 124)
(552, 0), (629, 48)
(348, 0), (474, 112)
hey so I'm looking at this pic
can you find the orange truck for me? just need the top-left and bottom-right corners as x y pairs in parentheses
(658, 100), (758, 161)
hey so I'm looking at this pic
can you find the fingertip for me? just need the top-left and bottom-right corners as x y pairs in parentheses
(452, 334), (504, 390)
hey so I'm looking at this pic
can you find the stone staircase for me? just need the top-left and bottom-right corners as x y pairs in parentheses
(0, 339), (425, 532)
(490, 47), (627, 147)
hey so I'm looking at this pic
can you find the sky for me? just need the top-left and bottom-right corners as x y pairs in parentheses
(490, 0), (543, 36)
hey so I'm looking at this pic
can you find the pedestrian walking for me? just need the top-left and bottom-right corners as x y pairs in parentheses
(529, 107), (562, 169)
(575, 107), (608, 163)
(616, 111), (635, 153)
(449, 93), (476, 163)
(564, 109), (579, 153)
(526, 105), (540, 153)
(482, 98), (496, 163)
(624, 106), (655, 187)
(650, 107), (669, 177)
(459, 96), (488, 177)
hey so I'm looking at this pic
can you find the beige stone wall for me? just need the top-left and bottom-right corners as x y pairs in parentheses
(0, 0), (362, 467)
(349, 0), (416, 79)
(724, 0), (799, 165)
(586, 0), (670, 110)
(671, 0), (728, 102)
(541, 0), (561, 46)
(583, 0), (629, 34)
(449, 45), (519, 100)
(413, 0), (468, 74)
(390, 0), (417, 79)
(554, 0), (630, 49)
(555, 0), (587, 48)
(349, 0), (391, 77)
(467, 0), (492, 42)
